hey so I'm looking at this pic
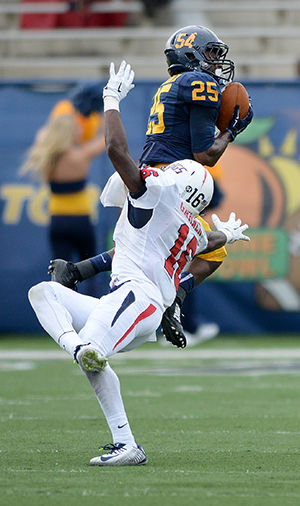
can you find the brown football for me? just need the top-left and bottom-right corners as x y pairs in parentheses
(216, 82), (250, 132)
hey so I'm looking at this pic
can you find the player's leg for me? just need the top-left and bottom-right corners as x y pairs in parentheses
(83, 362), (148, 466)
(76, 344), (142, 464)
(78, 281), (161, 358)
(75, 217), (97, 261)
(75, 281), (160, 372)
(76, 283), (161, 466)
(84, 364), (147, 466)
(49, 216), (74, 260)
(75, 219), (101, 298)
(28, 281), (99, 357)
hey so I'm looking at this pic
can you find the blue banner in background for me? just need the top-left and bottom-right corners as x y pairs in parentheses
(1, 80), (300, 333)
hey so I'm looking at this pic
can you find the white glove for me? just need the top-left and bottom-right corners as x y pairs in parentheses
(103, 61), (135, 103)
(212, 212), (250, 243)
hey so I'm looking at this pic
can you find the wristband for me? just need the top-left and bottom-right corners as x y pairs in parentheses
(179, 272), (196, 294)
(90, 251), (112, 273)
(103, 96), (120, 112)
(225, 128), (235, 142)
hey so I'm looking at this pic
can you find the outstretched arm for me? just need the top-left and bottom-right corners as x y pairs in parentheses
(103, 61), (143, 194)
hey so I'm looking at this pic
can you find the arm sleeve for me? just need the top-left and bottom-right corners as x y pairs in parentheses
(89, 251), (112, 273)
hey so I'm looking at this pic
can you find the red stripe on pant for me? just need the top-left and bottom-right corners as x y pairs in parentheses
(113, 303), (157, 350)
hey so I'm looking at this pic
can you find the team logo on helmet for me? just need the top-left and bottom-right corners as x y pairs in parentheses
(165, 25), (234, 83)
(166, 160), (214, 216)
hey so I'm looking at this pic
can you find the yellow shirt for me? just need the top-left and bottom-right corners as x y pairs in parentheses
(49, 189), (93, 216)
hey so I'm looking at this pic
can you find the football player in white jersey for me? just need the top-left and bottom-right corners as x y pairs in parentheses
(28, 61), (249, 467)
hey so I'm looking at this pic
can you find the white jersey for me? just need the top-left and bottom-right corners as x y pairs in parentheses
(110, 168), (208, 310)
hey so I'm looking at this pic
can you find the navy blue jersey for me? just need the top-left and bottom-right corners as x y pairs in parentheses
(139, 71), (221, 165)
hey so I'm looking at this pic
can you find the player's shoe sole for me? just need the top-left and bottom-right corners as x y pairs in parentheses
(75, 345), (107, 373)
(89, 443), (148, 466)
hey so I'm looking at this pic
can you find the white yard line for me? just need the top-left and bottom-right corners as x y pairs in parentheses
(1, 348), (300, 360)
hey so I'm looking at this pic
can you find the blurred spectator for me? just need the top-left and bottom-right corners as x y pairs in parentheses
(20, 83), (106, 295)
(51, 82), (104, 143)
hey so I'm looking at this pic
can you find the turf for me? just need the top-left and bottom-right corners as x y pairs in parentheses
(1, 336), (300, 506)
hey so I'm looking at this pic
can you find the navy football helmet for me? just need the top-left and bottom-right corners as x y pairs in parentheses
(165, 25), (234, 83)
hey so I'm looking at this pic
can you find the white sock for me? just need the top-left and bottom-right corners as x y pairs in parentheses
(58, 331), (82, 356)
(85, 364), (136, 447)
(28, 281), (83, 357)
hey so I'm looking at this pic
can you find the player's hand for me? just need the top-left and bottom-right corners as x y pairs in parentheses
(226, 103), (253, 141)
(103, 61), (135, 102)
(161, 298), (187, 349)
(212, 212), (250, 243)
(48, 259), (80, 290)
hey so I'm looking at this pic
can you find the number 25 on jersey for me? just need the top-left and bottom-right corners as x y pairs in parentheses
(147, 77), (219, 135)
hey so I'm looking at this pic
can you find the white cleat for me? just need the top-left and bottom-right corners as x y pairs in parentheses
(74, 344), (107, 373)
(89, 443), (148, 466)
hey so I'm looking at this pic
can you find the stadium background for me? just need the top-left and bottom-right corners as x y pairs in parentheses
(1, 4), (300, 504)
(1, 1), (300, 335)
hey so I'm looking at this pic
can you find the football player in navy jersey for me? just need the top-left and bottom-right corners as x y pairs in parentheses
(48, 26), (253, 348)
(140, 25), (238, 168)
(139, 25), (253, 345)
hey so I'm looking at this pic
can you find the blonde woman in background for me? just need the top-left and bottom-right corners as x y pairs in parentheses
(21, 113), (106, 270)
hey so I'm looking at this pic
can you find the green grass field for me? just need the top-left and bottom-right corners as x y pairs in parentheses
(1, 335), (300, 506)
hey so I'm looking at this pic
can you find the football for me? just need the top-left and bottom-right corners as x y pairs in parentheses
(216, 82), (250, 132)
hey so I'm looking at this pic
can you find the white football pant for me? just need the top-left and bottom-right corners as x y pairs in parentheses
(28, 280), (162, 447)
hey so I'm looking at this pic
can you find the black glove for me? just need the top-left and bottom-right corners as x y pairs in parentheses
(48, 259), (81, 290)
(161, 286), (187, 349)
(226, 103), (253, 141)
(48, 258), (98, 290)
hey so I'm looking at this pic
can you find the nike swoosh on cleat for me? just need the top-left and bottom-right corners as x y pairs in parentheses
(100, 455), (116, 462)
(117, 423), (128, 429)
